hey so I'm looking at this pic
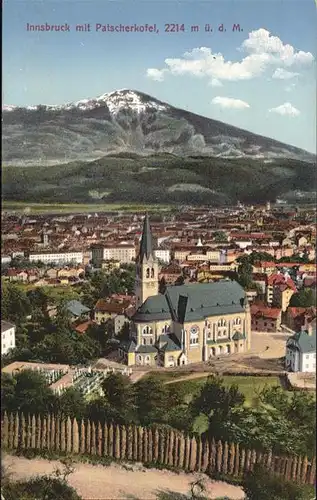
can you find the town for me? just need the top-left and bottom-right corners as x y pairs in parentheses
(2, 202), (316, 499)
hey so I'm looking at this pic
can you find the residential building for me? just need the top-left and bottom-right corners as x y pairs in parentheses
(285, 324), (316, 372)
(65, 300), (90, 321)
(91, 244), (135, 266)
(1, 320), (16, 355)
(154, 249), (171, 263)
(118, 215), (251, 367)
(28, 251), (83, 265)
(251, 304), (282, 332)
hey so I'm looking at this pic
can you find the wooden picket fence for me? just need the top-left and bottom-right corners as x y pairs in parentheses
(1, 412), (316, 485)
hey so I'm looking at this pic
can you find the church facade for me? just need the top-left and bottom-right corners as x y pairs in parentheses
(118, 215), (251, 367)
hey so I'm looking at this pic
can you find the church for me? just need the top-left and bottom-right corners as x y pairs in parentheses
(118, 215), (251, 367)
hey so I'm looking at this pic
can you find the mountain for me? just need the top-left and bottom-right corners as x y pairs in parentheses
(2, 89), (315, 166)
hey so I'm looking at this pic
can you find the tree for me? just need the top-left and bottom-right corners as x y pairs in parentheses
(1, 373), (16, 413)
(101, 373), (135, 421)
(236, 257), (253, 289)
(213, 231), (227, 243)
(5, 369), (57, 415)
(27, 288), (50, 315)
(289, 288), (316, 308)
(134, 376), (182, 426)
(57, 387), (86, 419)
(191, 375), (246, 443)
(1, 282), (31, 324)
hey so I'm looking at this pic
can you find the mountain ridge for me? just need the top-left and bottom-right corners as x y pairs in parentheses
(2, 89), (315, 166)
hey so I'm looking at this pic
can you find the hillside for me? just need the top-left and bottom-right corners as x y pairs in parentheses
(2, 153), (315, 205)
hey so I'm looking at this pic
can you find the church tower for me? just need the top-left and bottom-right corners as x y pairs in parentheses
(135, 214), (159, 309)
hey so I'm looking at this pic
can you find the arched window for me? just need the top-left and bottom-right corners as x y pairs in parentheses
(145, 356), (150, 362)
(149, 338), (153, 345)
(234, 317), (241, 326)
(218, 319), (226, 327)
(137, 355), (142, 362)
(143, 338), (146, 345)
(151, 268), (155, 278)
(146, 268), (150, 278)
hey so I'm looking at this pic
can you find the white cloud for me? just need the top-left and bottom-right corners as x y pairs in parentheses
(272, 68), (299, 80)
(146, 68), (166, 82)
(145, 28), (314, 84)
(269, 102), (300, 117)
(209, 78), (223, 87)
(211, 96), (250, 109)
(241, 29), (314, 67)
(285, 83), (296, 92)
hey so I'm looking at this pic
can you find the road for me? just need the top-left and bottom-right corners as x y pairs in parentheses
(3, 455), (245, 500)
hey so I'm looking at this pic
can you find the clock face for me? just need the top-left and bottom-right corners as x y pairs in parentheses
(190, 325), (199, 335)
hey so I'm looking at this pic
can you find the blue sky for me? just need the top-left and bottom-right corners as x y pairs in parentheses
(3, 0), (316, 152)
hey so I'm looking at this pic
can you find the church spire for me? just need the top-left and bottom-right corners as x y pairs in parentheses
(138, 213), (154, 261)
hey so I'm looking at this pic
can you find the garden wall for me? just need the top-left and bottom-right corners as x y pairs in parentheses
(1, 412), (315, 485)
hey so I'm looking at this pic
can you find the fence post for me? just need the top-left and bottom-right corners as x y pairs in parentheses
(233, 443), (240, 477)
(245, 448), (252, 473)
(222, 442), (229, 475)
(300, 456), (309, 484)
(308, 457), (316, 485)
(239, 448), (246, 477)
(103, 423), (109, 457)
(86, 420), (91, 455)
(108, 423), (114, 458)
(60, 417), (66, 453)
(137, 427), (143, 462)
(31, 415), (36, 449)
(2, 412), (9, 449)
(42, 416), (47, 450)
(184, 435), (191, 471)
(201, 438), (209, 473)
(121, 425), (127, 461)
(148, 428), (153, 463)
(97, 422), (103, 456)
(91, 422), (96, 456)
(216, 440), (223, 474)
(159, 429), (165, 465)
(13, 413), (19, 449)
(66, 417), (72, 454)
(296, 456), (303, 484)
(228, 442), (235, 475)
(196, 437), (202, 472)
(132, 425), (138, 461)
(72, 418), (79, 454)
(8, 413), (15, 449)
(143, 427), (148, 464)
(189, 437), (197, 472)
(50, 415), (56, 451)
(114, 424), (121, 460)
(21, 414), (27, 450)
(127, 425), (133, 461)
(178, 433), (185, 469)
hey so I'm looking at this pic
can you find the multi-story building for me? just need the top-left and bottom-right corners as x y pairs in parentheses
(1, 320), (16, 355)
(27, 251), (83, 265)
(154, 249), (171, 264)
(118, 215), (251, 367)
(91, 244), (135, 266)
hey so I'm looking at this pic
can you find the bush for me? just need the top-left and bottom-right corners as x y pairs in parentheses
(242, 464), (315, 500)
(2, 476), (82, 500)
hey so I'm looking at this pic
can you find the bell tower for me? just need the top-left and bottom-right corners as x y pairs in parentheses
(135, 214), (159, 309)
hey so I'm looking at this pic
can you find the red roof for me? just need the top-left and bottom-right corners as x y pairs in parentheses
(251, 304), (281, 320)
(288, 307), (307, 319)
(72, 320), (95, 334)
